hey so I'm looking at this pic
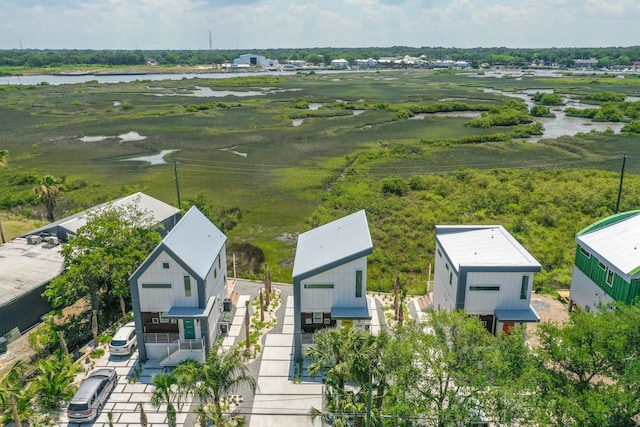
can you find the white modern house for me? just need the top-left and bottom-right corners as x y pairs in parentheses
(569, 210), (640, 312)
(330, 58), (349, 69)
(130, 206), (228, 366)
(433, 225), (541, 334)
(292, 210), (373, 361)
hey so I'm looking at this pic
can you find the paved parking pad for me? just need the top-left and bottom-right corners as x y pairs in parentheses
(249, 294), (323, 427)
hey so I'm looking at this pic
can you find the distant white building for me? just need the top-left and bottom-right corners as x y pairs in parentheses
(433, 225), (541, 335)
(233, 53), (279, 68)
(355, 58), (378, 68)
(574, 58), (599, 68)
(330, 58), (349, 69)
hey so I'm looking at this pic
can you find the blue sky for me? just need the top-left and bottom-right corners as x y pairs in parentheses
(2, 0), (639, 50)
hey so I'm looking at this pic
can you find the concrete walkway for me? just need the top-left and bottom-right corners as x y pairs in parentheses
(249, 295), (323, 427)
(56, 280), (387, 426)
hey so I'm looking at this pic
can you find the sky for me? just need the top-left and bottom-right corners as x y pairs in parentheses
(2, 0), (640, 50)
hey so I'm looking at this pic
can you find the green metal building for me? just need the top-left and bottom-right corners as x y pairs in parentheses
(569, 210), (640, 311)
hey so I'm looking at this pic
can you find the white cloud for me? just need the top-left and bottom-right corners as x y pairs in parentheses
(1, 0), (639, 49)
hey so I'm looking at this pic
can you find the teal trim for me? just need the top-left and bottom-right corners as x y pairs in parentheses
(577, 210), (640, 236)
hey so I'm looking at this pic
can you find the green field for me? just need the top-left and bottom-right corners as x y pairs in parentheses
(1, 70), (639, 290)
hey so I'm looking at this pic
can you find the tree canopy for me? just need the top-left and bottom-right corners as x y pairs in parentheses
(44, 197), (161, 345)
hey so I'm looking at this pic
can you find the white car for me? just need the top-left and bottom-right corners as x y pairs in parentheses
(109, 322), (137, 356)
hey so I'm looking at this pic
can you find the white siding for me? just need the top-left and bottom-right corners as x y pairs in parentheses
(204, 249), (227, 306)
(137, 250), (197, 311)
(569, 266), (614, 312)
(300, 257), (368, 312)
(433, 243), (457, 310)
(464, 271), (534, 314)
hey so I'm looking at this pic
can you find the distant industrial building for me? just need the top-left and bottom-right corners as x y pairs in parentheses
(233, 54), (279, 68)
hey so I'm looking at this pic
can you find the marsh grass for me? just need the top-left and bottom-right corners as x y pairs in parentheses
(1, 70), (639, 285)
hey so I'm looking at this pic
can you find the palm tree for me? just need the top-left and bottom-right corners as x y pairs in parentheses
(34, 174), (62, 222)
(0, 360), (32, 427)
(32, 353), (79, 413)
(173, 341), (256, 427)
(150, 373), (178, 427)
(137, 402), (148, 427)
(305, 327), (383, 427)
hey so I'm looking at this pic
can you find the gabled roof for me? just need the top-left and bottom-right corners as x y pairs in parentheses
(435, 225), (541, 272)
(24, 192), (180, 238)
(576, 210), (640, 278)
(153, 206), (226, 280)
(293, 210), (372, 281)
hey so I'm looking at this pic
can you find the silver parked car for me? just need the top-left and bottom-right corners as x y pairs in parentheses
(67, 368), (117, 422)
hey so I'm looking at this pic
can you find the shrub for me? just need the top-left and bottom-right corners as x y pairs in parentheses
(381, 177), (409, 196)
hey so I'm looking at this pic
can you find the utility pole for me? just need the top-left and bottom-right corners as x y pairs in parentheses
(173, 157), (182, 209)
(615, 153), (627, 213)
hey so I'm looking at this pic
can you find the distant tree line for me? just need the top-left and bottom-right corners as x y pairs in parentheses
(1, 46), (639, 68)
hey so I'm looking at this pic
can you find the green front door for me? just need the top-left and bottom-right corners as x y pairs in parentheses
(183, 319), (196, 339)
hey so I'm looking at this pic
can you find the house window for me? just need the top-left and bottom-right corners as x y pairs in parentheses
(304, 284), (334, 289)
(606, 269), (615, 287)
(355, 270), (363, 298)
(437, 248), (442, 258)
(218, 256), (221, 269)
(159, 312), (170, 323)
(445, 264), (449, 271)
(142, 283), (171, 289)
(313, 312), (323, 324)
(449, 272), (453, 285)
(520, 276), (529, 300)
(579, 247), (590, 258)
(598, 261), (606, 271)
(162, 262), (170, 269)
(184, 276), (192, 297)
(214, 269), (217, 279)
(469, 286), (500, 291)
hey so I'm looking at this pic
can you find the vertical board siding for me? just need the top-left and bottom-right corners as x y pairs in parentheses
(575, 245), (634, 303)
(300, 257), (367, 312)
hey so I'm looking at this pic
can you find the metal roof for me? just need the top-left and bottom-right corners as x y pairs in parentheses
(435, 225), (541, 272)
(293, 210), (373, 280)
(23, 192), (180, 239)
(494, 308), (540, 322)
(161, 206), (227, 280)
(577, 211), (640, 278)
(0, 238), (63, 307)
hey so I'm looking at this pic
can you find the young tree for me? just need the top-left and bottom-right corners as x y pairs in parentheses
(150, 373), (178, 427)
(173, 341), (256, 426)
(306, 327), (387, 426)
(32, 352), (80, 413)
(0, 360), (32, 427)
(44, 198), (161, 346)
(34, 174), (63, 222)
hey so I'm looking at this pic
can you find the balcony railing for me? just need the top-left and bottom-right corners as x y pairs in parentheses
(144, 332), (179, 343)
